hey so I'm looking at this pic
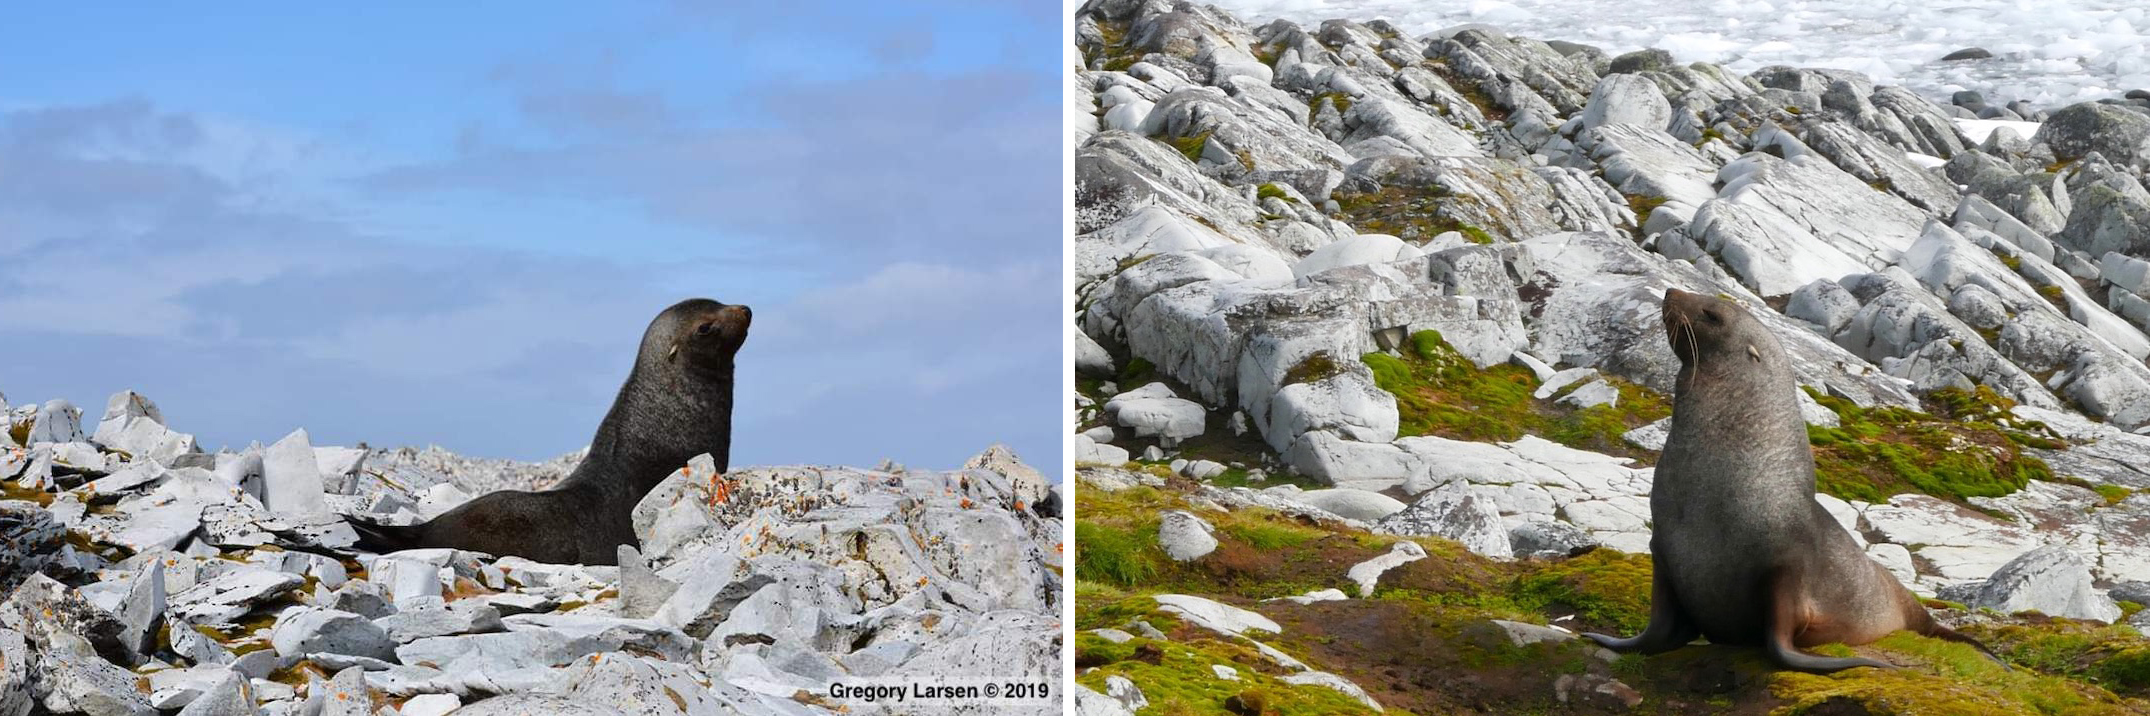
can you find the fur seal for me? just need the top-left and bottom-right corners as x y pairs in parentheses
(1582, 289), (2000, 673)
(347, 298), (750, 565)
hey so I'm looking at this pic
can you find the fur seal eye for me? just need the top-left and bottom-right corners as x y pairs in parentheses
(696, 323), (714, 336)
(1747, 345), (1761, 362)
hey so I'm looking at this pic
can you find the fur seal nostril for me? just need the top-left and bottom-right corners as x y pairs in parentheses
(346, 297), (749, 565)
(1584, 290), (2006, 673)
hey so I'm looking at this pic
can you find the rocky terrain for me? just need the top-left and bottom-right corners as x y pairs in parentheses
(1071, 0), (2150, 712)
(0, 389), (1063, 715)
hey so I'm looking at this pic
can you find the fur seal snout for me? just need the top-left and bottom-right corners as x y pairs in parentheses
(347, 298), (749, 565)
(1583, 289), (2002, 673)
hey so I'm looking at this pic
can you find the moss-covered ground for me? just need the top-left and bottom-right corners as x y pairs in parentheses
(1075, 474), (2150, 715)
(1331, 188), (1498, 244)
(1804, 386), (2061, 507)
(1363, 330), (1671, 462)
(1356, 330), (2081, 507)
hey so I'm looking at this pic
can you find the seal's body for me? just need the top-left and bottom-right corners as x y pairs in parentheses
(348, 298), (750, 565)
(1583, 289), (1999, 673)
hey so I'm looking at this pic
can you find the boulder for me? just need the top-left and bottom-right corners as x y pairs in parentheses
(1158, 510), (1219, 561)
(1347, 540), (1427, 596)
(271, 607), (396, 662)
(1291, 489), (1406, 521)
(1104, 383), (1208, 445)
(2036, 102), (2150, 168)
(1970, 545), (2122, 622)
(1374, 480), (1511, 558)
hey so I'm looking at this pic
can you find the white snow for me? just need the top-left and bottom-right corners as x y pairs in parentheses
(1214, 0), (2150, 108)
(1952, 118), (2044, 145)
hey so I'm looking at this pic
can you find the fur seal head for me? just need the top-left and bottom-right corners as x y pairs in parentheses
(649, 298), (752, 372)
(1661, 288), (1777, 376)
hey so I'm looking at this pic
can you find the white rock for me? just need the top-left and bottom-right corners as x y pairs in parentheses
(1375, 480), (1512, 558)
(92, 391), (197, 465)
(1347, 540), (1427, 597)
(1971, 545), (2122, 622)
(1579, 74), (1671, 133)
(1292, 234), (1424, 279)
(1104, 382), (1207, 444)
(260, 429), (326, 516)
(1281, 670), (1383, 712)
(1153, 594), (1280, 636)
(26, 400), (84, 445)
(1158, 510), (1219, 561)
(1291, 489), (1406, 521)
(1076, 685), (1134, 716)
(1267, 588), (1350, 605)
(1104, 674), (1149, 712)
(1534, 368), (1600, 400)
(1289, 431), (1414, 491)
(0, 629), (29, 716)
(271, 607), (396, 662)
(1075, 434), (1132, 465)
(1556, 378), (1619, 408)
(398, 693), (461, 716)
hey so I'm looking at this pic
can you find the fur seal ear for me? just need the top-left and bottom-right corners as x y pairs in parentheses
(667, 345), (679, 361)
(1747, 345), (1762, 362)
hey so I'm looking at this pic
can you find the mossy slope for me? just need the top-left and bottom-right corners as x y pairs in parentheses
(1075, 475), (2150, 715)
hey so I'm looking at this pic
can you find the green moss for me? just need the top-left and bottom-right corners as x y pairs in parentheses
(1280, 352), (1342, 387)
(1, 478), (55, 507)
(1509, 550), (1656, 635)
(1623, 194), (1668, 220)
(1091, 20), (1138, 72)
(2037, 284), (2069, 313)
(1256, 183), (1291, 202)
(2002, 255), (2024, 271)
(1119, 356), (1156, 387)
(1365, 330), (1669, 456)
(1767, 629), (2136, 715)
(1171, 130), (1214, 164)
(1216, 521), (1325, 551)
(1424, 61), (1506, 121)
(1313, 92), (1353, 115)
(1804, 387), (2052, 505)
(1076, 634), (1380, 715)
(1963, 621), (2150, 699)
(1076, 520), (1166, 589)
(1330, 186), (1502, 243)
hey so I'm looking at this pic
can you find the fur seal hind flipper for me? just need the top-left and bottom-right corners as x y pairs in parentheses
(1584, 559), (1701, 655)
(347, 516), (425, 554)
(1765, 570), (1892, 674)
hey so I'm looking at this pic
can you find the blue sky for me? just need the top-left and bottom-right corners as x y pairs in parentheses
(0, 2), (1063, 474)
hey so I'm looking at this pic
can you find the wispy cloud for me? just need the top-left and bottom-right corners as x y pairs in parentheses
(0, 4), (1061, 473)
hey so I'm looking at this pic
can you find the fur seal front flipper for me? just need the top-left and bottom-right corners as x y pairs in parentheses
(1581, 289), (2004, 674)
(346, 298), (750, 565)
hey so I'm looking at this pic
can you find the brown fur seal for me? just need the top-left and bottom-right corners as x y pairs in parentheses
(1582, 289), (2001, 673)
(347, 298), (749, 565)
